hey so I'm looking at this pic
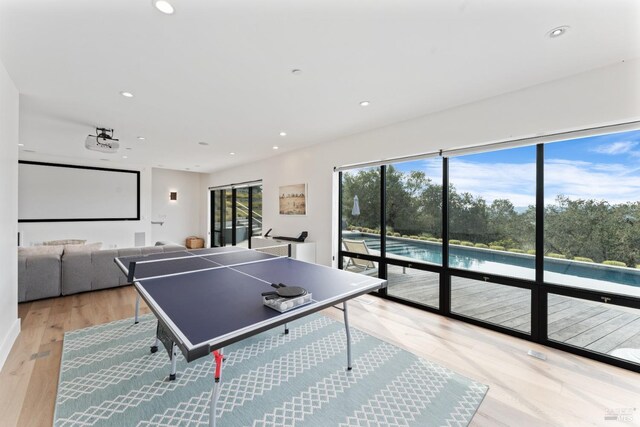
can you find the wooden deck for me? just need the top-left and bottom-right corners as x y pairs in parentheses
(383, 265), (640, 361)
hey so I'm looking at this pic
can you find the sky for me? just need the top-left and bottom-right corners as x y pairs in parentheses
(394, 129), (640, 207)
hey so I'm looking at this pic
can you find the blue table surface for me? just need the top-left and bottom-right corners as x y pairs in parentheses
(131, 256), (383, 349)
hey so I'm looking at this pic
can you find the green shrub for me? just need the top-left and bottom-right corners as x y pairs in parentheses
(461, 241), (474, 246)
(392, 232), (401, 237)
(437, 238), (443, 242)
(526, 250), (536, 255)
(636, 264), (640, 269)
(418, 236), (429, 240)
(546, 253), (566, 259)
(420, 233), (433, 239)
(401, 234), (409, 238)
(574, 257), (594, 263)
(489, 245), (505, 251)
(449, 239), (461, 245)
(489, 238), (517, 249)
(409, 235), (419, 239)
(427, 237), (439, 242)
(603, 260), (626, 267)
(507, 248), (525, 253)
(474, 243), (489, 249)
(386, 231), (394, 236)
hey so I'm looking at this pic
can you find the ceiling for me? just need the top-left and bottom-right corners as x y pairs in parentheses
(1, 0), (639, 173)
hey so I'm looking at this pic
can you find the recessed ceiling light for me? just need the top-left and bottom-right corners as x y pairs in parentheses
(137, 136), (145, 140)
(359, 101), (370, 107)
(279, 132), (287, 137)
(230, 152), (236, 155)
(548, 26), (569, 38)
(122, 156), (128, 159)
(198, 141), (209, 146)
(18, 143), (24, 146)
(153, 0), (174, 14)
(273, 146), (279, 150)
(120, 91), (134, 98)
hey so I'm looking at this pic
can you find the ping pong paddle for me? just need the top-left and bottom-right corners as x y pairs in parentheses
(262, 283), (307, 299)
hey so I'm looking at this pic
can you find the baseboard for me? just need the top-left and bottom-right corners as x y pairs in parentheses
(0, 318), (21, 372)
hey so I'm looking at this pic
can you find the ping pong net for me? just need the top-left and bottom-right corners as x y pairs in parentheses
(253, 243), (291, 257)
(124, 244), (292, 283)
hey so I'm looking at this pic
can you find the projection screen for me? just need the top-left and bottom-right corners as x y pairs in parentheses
(18, 161), (140, 222)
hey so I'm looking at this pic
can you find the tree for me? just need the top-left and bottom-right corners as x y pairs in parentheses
(545, 196), (640, 265)
(449, 188), (489, 242)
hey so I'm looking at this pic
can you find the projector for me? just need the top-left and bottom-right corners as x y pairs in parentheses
(85, 128), (119, 153)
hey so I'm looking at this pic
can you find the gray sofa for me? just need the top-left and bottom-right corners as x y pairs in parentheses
(18, 243), (185, 302)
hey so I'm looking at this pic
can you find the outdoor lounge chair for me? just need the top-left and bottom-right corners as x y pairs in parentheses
(342, 238), (378, 276)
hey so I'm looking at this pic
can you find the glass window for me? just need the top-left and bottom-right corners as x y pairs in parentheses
(224, 191), (233, 245)
(251, 185), (263, 237)
(548, 294), (640, 365)
(211, 190), (223, 247)
(385, 159), (442, 265)
(451, 276), (531, 333)
(387, 264), (439, 308)
(235, 188), (249, 247)
(341, 167), (381, 267)
(544, 130), (640, 297)
(448, 146), (536, 280)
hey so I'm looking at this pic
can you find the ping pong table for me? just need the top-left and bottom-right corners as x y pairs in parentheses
(115, 245), (386, 427)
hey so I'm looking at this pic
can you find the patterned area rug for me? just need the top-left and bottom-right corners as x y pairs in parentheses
(54, 313), (488, 426)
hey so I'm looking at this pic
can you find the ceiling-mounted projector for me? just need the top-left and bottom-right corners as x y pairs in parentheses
(85, 127), (120, 153)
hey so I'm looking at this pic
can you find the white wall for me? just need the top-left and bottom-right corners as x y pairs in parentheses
(205, 59), (640, 266)
(151, 168), (204, 245)
(0, 60), (20, 370)
(18, 167), (153, 249)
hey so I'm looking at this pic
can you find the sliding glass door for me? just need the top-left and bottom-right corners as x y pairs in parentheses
(210, 182), (263, 248)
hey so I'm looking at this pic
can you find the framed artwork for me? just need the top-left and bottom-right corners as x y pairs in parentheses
(279, 183), (307, 215)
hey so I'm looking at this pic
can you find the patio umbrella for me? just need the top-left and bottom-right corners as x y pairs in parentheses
(352, 195), (360, 216)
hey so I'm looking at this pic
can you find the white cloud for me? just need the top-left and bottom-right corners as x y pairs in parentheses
(444, 158), (640, 207)
(449, 160), (536, 205)
(544, 160), (640, 204)
(591, 141), (639, 155)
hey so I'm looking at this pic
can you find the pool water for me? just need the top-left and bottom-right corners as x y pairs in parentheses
(356, 236), (640, 289)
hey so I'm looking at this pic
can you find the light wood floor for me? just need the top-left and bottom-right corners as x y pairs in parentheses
(1, 286), (639, 427)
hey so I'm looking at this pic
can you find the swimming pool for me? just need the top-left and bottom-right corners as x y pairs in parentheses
(346, 233), (640, 292)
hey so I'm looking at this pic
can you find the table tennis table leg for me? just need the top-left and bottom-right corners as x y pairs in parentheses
(343, 301), (352, 370)
(169, 342), (178, 381)
(134, 294), (140, 324)
(210, 348), (224, 427)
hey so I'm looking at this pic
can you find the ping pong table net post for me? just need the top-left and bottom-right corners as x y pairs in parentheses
(127, 261), (137, 283)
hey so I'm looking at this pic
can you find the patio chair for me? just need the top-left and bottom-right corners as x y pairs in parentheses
(342, 238), (378, 276)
